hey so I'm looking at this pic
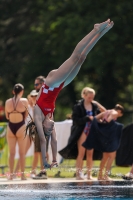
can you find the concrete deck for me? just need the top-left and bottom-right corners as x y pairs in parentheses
(0, 177), (126, 185)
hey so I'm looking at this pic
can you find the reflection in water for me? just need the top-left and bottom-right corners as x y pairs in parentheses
(0, 181), (133, 199)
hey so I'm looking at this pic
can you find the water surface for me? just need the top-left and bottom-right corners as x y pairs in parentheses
(0, 181), (133, 200)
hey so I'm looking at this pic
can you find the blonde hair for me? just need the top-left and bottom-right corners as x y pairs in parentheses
(81, 87), (95, 98)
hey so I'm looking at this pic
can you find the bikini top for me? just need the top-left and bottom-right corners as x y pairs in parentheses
(8, 98), (25, 119)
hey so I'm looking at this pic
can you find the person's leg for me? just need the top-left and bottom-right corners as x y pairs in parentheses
(76, 132), (86, 179)
(34, 105), (50, 168)
(39, 153), (44, 170)
(104, 152), (116, 180)
(127, 165), (133, 177)
(50, 127), (58, 164)
(86, 149), (94, 179)
(31, 130), (42, 175)
(46, 20), (112, 88)
(46, 115), (58, 166)
(6, 128), (17, 180)
(14, 135), (31, 176)
(129, 165), (133, 174)
(25, 135), (32, 154)
(31, 152), (47, 179)
(81, 21), (114, 56)
(17, 125), (27, 180)
(13, 160), (20, 178)
(31, 152), (39, 173)
(46, 136), (50, 162)
(63, 21), (114, 87)
(98, 153), (108, 180)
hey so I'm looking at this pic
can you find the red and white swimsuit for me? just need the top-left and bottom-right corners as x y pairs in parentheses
(36, 82), (64, 116)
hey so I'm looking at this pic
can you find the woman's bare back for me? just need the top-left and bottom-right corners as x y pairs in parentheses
(5, 98), (28, 123)
(95, 109), (118, 123)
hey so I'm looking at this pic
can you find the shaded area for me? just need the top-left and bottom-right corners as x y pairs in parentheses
(116, 123), (133, 166)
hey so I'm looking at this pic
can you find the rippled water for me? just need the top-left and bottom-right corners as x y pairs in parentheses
(0, 181), (133, 200)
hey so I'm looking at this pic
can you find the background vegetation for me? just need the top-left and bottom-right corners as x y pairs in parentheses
(0, 0), (133, 124)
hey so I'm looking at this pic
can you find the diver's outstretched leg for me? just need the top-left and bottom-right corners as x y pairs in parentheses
(72, 19), (111, 54)
(82, 21), (114, 56)
(63, 21), (114, 87)
(45, 19), (111, 87)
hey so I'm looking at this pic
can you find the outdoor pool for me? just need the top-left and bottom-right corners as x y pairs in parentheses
(0, 181), (133, 200)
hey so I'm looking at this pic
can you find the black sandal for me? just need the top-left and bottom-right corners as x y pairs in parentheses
(122, 175), (133, 180)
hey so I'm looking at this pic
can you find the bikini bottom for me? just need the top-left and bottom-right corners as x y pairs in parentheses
(8, 120), (25, 135)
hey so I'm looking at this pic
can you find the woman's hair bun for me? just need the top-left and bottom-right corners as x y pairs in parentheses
(13, 83), (24, 95)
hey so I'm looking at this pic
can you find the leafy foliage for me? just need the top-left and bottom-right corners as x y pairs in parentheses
(0, 0), (133, 123)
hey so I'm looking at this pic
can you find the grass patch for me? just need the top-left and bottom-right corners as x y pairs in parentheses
(0, 144), (132, 178)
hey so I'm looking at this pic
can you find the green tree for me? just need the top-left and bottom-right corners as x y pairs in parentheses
(0, 0), (133, 123)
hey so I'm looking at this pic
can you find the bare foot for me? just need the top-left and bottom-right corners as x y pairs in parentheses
(76, 176), (84, 180)
(8, 176), (13, 180)
(7, 173), (13, 180)
(12, 172), (18, 179)
(94, 19), (110, 32)
(21, 175), (27, 180)
(100, 21), (114, 36)
(87, 175), (96, 180)
(21, 172), (27, 180)
(103, 175), (112, 181)
(76, 171), (84, 180)
(125, 172), (130, 176)
(98, 176), (105, 181)
(30, 169), (36, 178)
(97, 171), (104, 180)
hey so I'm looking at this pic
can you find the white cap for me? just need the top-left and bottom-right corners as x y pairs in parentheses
(30, 90), (38, 96)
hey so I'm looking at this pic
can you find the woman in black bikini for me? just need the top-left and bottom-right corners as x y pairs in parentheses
(5, 83), (28, 180)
